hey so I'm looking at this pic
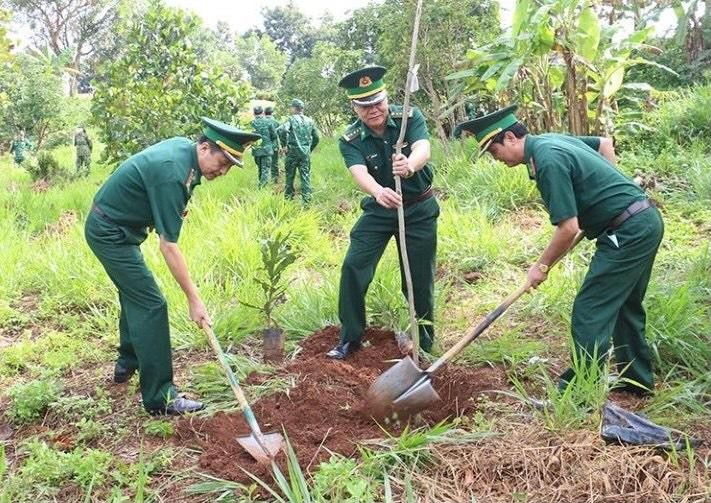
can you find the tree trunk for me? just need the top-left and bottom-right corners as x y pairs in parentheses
(562, 49), (588, 135)
(422, 75), (449, 144)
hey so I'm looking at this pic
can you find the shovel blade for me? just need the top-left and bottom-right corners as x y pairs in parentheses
(365, 356), (441, 419)
(391, 377), (441, 418)
(236, 431), (284, 464)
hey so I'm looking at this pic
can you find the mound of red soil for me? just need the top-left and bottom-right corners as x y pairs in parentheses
(175, 326), (508, 483)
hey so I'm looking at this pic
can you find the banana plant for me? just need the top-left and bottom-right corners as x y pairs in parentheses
(447, 0), (677, 134)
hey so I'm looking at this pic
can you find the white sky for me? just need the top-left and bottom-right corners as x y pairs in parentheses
(8, 0), (692, 48)
(163, 0), (380, 33)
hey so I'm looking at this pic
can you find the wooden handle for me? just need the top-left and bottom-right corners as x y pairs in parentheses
(202, 323), (251, 410)
(428, 231), (585, 373)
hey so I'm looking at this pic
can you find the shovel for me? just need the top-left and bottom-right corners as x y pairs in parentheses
(202, 323), (284, 464)
(366, 232), (585, 419)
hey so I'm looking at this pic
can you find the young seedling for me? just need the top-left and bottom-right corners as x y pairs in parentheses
(240, 231), (297, 363)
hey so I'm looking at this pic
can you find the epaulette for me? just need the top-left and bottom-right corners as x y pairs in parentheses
(390, 105), (414, 119)
(342, 124), (362, 142)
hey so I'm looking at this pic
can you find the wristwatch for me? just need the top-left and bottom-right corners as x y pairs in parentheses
(404, 165), (415, 178)
(536, 263), (550, 274)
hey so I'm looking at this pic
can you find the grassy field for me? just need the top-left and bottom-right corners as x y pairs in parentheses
(0, 89), (710, 502)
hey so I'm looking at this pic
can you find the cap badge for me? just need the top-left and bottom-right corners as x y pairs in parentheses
(359, 76), (372, 87)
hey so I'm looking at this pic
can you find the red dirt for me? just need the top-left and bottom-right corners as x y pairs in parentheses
(175, 326), (509, 484)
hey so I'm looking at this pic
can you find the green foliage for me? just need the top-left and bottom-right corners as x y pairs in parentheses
(25, 151), (65, 182)
(452, 0), (675, 134)
(0, 56), (65, 147)
(91, 1), (252, 164)
(144, 419), (174, 438)
(6, 378), (61, 424)
(240, 231), (298, 328)
(279, 42), (362, 136)
(235, 33), (288, 95)
(376, 0), (500, 139)
(262, 2), (317, 61)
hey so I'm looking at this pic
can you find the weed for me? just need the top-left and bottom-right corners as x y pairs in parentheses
(144, 419), (174, 439)
(6, 378), (61, 424)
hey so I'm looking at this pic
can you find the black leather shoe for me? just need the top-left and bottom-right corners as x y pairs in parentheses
(114, 363), (136, 383)
(326, 341), (361, 360)
(148, 396), (205, 416)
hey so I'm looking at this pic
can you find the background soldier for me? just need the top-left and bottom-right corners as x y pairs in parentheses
(278, 98), (319, 204)
(458, 105), (663, 396)
(85, 117), (260, 415)
(9, 130), (32, 166)
(264, 106), (281, 182)
(250, 106), (277, 187)
(327, 66), (439, 360)
(74, 126), (93, 177)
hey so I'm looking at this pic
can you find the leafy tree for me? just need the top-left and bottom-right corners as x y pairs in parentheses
(279, 42), (362, 136)
(0, 56), (64, 148)
(7, 0), (120, 95)
(235, 33), (288, 96)
(333, 2), (382, 62)
(261, 1), (316, 62)
(90, 1), (252, 164)
(375, 0), (500, 141)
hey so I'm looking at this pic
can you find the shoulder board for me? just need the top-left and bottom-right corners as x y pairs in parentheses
(342, 124), (362, 142)
(390, 105), (414, 119)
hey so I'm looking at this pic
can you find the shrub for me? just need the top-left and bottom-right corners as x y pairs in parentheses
(24, 151), (67, 183)
(6, 378), (61, 424)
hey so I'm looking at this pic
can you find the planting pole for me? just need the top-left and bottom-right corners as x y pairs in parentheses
(395, 0), (424, 365)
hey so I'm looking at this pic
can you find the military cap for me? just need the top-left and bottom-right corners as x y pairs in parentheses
(457, 105), (520, 153)
(264, 106), (274, 115)
(289, 98), (304, 109)
(201, 116), (261, 167)
(253, 105), (263, 115)
(338, 65), (387, 106)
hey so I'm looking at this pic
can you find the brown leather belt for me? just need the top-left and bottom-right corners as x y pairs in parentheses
(403, 186), (433, 208)
(608, 199), (652, 230)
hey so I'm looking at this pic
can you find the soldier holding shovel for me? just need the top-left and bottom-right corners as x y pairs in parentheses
(326, 65), (439, 360)
(457, 105), (664, 395)
(85, 118), (260, 415)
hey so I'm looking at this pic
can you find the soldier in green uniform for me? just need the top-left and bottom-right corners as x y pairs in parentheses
(326, 66), (439, 359)
(250, 106), (277, 188)
(85, 118), (260, 415)
(264, 106), (281, 182)
(458, 106), (663, 395)
(74, 126), (93, 177)
(9, 130), (32, 166)
(278, 98), (319, 204)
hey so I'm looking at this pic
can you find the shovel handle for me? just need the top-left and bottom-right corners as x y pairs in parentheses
(428, 231), (585, 374)
(201, 323), (264, 435)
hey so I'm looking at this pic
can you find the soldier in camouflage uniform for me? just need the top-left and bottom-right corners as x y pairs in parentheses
(278, 98), (320, 204)
(74, 126), (93, 177)
(250, 106), (278, 187)
(9, 130), (32, 166)
(264, 106), (281, 182)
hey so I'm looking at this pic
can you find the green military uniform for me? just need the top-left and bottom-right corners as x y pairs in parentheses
(85, 137), (202, 411)
(278, 99), (319, 204)
(74, 129), (93, 177)
(335, 66), (439, 353)
(85, 119), (259, 412)
(459, 106), (664, 392)
(9, 135), (31, 165)
(251, 108), (278, 187)
(264, 107), (281, 181)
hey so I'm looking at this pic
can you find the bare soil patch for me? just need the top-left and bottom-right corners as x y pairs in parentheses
(175, 325), (509, 483)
